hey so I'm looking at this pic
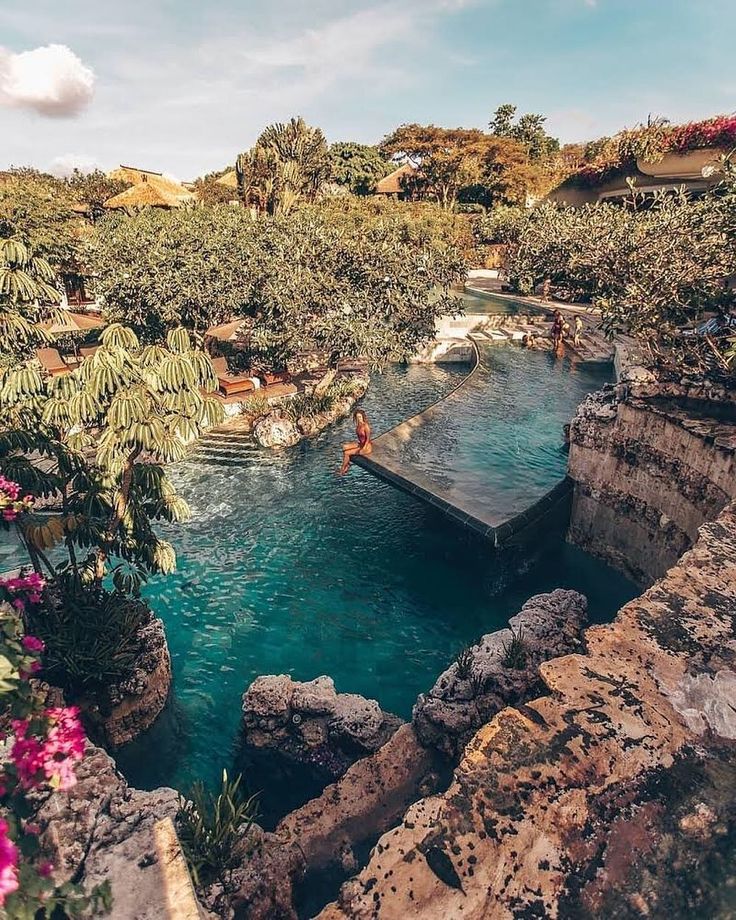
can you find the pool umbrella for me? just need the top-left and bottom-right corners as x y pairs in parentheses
(41, 311), (106, 334)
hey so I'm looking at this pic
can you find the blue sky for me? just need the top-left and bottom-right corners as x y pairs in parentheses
(0, 0), (734, 179)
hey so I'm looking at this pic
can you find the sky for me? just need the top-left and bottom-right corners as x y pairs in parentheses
(0, 0), (734, 181)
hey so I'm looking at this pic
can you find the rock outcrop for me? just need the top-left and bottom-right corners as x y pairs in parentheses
(240, 675), (403, 821)
(82, 614), (172, 749)
(413, 589), (588, 758)
(226, 725), (444, 920)
(568, 370), (736, 584)
(252, 373), (370, 449)
(318, 500), (736, 920)
(33, 741), (200, 920)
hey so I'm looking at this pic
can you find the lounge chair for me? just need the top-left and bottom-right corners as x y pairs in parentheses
(211, 357), (258, 397)
(79, 344), (100, 359)
(36, 348), (71, 377)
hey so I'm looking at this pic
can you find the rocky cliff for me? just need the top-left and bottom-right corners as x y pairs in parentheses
(568, 370), (736, 584)
(320, 499), (736, 920)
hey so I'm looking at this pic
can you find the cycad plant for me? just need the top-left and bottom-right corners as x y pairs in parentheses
(2, 323), (224, 586)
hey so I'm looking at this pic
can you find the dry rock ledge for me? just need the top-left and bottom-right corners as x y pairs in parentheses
(320, 500), (736, 920)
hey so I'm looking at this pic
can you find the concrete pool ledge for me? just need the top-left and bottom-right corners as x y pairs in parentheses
(353, 342), (574, 545)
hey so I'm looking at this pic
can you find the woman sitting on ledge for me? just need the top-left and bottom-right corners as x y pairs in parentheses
(339, 409), (372, 474)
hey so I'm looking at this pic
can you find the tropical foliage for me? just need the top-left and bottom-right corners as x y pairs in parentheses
(1, 323), (223, 588)
(0, 595), (112, 918)
(0, 238), (62, 362)
(236, 117), (330, 215)
(328, 142), (392, 195)
(489, 170), (736, 373)
(88, 203), (465, 365)
(489, 103), (561, 162)
(177, 770), (259, 889)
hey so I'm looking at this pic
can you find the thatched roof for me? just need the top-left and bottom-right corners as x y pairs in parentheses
(374, 163), (416, 194)
(205, 318), (246, 341)
(108, 165), (164, 184)
(103, 174), (195, 210)
(216, 169), (239, 189)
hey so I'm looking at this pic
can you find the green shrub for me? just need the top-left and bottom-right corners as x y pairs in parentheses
(327, 377), (363, 400)
(454, 646), (474, 680)
(177, 770), (259, 889)
(239, 392), (270, 420)
(28, 576), (150, 695)
(500, 627), (528, 670)
(283, 392), (335, 421)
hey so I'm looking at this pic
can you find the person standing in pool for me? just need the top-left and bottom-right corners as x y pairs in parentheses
(551, 309), (564, 352)
(339, 409), (373, 474)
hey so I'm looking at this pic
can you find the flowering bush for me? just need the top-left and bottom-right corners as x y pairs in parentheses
(0, 476), (33, 527)
(0, 600), (112, 917)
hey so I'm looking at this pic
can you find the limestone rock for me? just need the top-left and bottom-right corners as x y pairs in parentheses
(240, 675), (403, 821)
(83, 613), (172, 749)
(253, 411), (301, 449)
(413, 589), (588, 758)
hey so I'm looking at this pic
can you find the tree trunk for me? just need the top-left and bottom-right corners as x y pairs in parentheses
(95, 450), (139, 582)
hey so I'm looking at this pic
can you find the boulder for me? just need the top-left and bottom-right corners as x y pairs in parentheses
(413, 589), (588, 758)
(253, 411), (301, 449)
(240, 675), (403, 823)
(82, 614), (172, 749)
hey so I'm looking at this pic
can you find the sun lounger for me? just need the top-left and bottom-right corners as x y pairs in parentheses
(256, 369), (292, 386)
(211, 357), (259, 396)
(79, 345), (100, 359)
(36, 348), (71, 376)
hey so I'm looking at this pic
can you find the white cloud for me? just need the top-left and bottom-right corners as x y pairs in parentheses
(48, 152), (101, 177)
(0, 43), (94, 117)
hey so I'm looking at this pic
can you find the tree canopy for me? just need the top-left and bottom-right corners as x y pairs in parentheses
(489, 103), (560, 162)
(328, 142), (392, 195)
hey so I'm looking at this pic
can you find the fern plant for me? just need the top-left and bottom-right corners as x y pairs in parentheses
(177, 771), (259, 889)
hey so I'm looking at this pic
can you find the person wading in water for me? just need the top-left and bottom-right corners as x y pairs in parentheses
(339, 409), (372, 474)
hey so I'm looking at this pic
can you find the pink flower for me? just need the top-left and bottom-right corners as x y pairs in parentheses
(0, 819), (19, 907)
(38, 861), (54, 878)
(21, 636), (45, 654)
(11, 707), (85, 792)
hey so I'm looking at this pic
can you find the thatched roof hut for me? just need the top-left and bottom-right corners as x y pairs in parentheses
(103, 173), (195, 210)
(216, 169), (239, 190)
(374, 163), (416, 196)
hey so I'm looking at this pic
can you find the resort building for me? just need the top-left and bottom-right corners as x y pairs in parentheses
(373, 162), (417, 199)
(548, 146), (728, 206)
(103, 165), (195, 210)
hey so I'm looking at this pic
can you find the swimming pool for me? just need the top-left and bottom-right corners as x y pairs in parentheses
(459, 289), (545, 315)
(116, 357), (636, 793)
(370, 345), (611, 527)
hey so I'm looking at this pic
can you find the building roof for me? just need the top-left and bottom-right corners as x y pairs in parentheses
(103, 174), (195, 210)
(216, 169), (239, 189)
(374, 163), (416, 194)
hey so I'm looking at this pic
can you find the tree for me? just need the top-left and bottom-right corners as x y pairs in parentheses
(328, 142), (391, 195)
(192, 169), (236, 206)
(2, 323), (223, 587)
(64, 169), (130, 220)
(381, 124), (492, 210)
(236, 117), (330, 215)
(88, 207), (258, 339)
(0, 237), (62, 364)
(489, 104), (560, 161)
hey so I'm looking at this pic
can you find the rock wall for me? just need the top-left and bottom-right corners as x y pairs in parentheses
(319, 500), (736, 920)
(568, 374), (736, 585)
(83, 614), (172, 749)
(33, 741), (201, 920)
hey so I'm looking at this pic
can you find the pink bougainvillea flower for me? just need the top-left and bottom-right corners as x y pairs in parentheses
(21, 635), (45, 653)
(0, 819), (19, 907)
(11, 707), (85, 791)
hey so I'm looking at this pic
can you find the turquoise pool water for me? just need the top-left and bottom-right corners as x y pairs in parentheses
(458, 289), (545, 315)
(117, 357), (636, 793)
(374, 346), (612, 526)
